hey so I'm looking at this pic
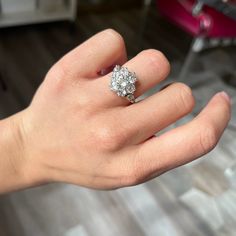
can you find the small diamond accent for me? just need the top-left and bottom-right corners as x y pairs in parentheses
(126, 84), (135, 93)
(110, 65), (137, 102)
(126, 94), (135, 103)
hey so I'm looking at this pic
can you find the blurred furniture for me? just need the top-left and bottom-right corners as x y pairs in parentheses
(155, 0), (236, 83)
(202, 0), (236, 20)
(0, 0), (78, 93)
(0, 0), (77, 28)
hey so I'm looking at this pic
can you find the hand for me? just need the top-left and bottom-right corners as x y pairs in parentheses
(0, 29), (231, 193)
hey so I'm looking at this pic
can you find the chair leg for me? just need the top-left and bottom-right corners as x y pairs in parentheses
(137, 0), (153, 51)
(178, 37), (205, 84)
(0, 75), (7, 91)
(222, 70), (236, 88)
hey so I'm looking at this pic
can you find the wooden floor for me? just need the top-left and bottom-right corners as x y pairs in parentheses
(0, 4), (236, 236)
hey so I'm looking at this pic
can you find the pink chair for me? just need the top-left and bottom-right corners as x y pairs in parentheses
(155, 0), (236, 83)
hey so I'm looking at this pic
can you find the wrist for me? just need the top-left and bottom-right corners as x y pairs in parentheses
(0, 110), (45, 194)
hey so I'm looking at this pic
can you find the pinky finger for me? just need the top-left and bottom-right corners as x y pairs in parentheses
(117, 92), (231, 186)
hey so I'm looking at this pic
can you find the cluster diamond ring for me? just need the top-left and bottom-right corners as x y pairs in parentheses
(110, 65), (137, 103)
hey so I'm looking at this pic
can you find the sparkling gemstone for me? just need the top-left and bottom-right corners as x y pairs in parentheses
(113, 65), (120, 72)
(110, 65), (137, 98)
(123, 68), (129, 76)
(121, 81), (127, 87)
(126, 94), (135, 103)
(113, 85), (118, 91)
(117, 91), (122, 96)
(126, 84), (135, 93)
(128, 75), (136, 83)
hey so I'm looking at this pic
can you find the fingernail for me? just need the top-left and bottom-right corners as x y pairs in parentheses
(218, 91), (231, 104)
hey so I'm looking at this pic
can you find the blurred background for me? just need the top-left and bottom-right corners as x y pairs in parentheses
(0, 0), (236, 235)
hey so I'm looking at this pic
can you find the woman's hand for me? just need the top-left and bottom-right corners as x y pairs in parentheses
(0, 29), (231, 193)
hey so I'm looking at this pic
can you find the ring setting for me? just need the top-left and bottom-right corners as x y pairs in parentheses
(110, 65), (137, 103)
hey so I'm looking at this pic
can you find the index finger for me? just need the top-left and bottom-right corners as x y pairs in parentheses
(54, 29), (127, 79)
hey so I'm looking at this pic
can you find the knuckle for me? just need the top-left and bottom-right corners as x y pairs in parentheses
(199, 124), (218, 154)
(94, 124), (126, 151)
(140, 49), (170, 74)
(104, 29), (125, 50)
(52, 58), (73, 80)
(121, 154), (147, 186)
(139, 49), (171, 80)
(174, 83), (195, 111)
(140, 49), (163, 63)
(123, 167), (144, 186)
(45, 64), (69, 95)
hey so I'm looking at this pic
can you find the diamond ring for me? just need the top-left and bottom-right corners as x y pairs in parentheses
(110, 65), (137, 103)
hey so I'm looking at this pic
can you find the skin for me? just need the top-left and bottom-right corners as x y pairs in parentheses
(0, 29), (231, 194)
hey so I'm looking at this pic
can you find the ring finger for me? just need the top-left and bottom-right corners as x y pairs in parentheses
(94, 49), (170, 107)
